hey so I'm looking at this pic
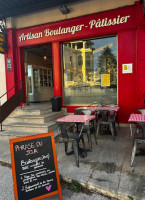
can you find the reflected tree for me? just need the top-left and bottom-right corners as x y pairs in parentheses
(97, 47), (117, 84)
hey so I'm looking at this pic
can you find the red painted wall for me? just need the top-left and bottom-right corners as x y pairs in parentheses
(5, 29), (18, 99)
(136, 2), (145, 108)
(118, 30), (137, 122)
(52, 42), (62, 97)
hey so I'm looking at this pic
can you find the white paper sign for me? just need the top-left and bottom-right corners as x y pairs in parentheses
(122, 63), (133, 73)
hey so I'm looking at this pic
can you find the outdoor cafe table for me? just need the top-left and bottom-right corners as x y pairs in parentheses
(74, 106), (120, 125)
(74, 106), (120, 112)
(128, 113), (145, 137)
(56, 114), (96, 150)
(128, 113), (145, 164)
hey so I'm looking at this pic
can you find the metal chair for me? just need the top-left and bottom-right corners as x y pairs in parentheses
(75, 108), (97, 150)
(57, 122), (87, 167)
(96, 110), (116, 140)
(130, 109), (145, 166)
(82, 109), (97, 147)
(106, 104), (120, 130)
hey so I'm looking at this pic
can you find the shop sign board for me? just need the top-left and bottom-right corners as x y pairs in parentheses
(9, 132), (62, 200)
(16, 6), (136, 46)
(122, 63), (133, 73)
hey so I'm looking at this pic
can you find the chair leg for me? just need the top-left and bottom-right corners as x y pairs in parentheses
(64, 142), (68, 155)
(131, 141), (137, 167)
(96, 123), (100, 138)
(116, 115), (120, 129)
(93, 119), (97, 145)
(113, 122), (117, 136)
(110, 123), (115, 141)
(73, 141), (79, 167)
(81, 134), (87, 157)
(86, 125), (92, 151)
(93, 131), (97, 145)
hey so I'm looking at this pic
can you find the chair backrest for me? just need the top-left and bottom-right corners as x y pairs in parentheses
(133, 109), (145, 114)
(131, 110), (145, 135)
(134, 122), (144, 139)
(75, 109), (84, 115)
(109, 104), (115, 107)
(82, 110), (92, 115)
(100, 110), (109, 122)
(59, 124), (69, 139)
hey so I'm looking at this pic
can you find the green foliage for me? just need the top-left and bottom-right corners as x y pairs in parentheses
(97, 46), (117, 84)
(70, 179), (83, 193)
(128, 196), (134, 200)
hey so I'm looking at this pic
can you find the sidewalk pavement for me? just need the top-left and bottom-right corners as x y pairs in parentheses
(0, 162), (112, 200)
(0, 127), (145, 200)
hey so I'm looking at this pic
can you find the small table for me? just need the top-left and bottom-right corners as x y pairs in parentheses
(74, 106), (120, 136)
(128, 114), (145, 137)
(74, 106), (98, 112)
(74, 106), (120, 112)
(95, 106), (120, 112)
(56, 115), (96, 150)
(128, 113), (145, 165)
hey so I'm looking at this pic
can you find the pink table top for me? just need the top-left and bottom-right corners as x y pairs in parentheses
(75, 106), (119, 112)
(57, 115), (95, 123)
(95, 106), (120, 112)
(128, 114), (145, 122)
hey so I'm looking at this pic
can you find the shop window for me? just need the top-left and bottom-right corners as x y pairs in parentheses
(62, 36), (117, 105)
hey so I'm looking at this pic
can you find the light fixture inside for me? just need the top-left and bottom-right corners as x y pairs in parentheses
(43, 55), (47, 60)
(59, 5), (69, 14)
(43, 48), (47, 60)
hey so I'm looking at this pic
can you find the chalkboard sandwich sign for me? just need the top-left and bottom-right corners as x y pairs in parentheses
(9, 132), (62, 200)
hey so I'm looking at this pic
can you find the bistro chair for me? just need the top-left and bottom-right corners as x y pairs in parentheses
(82, 109), (97, 146)
(75, 109), (97, 150)
(56, 122), (87, 167)
(130, 109), (145, 166)
(96, 110), (116, 140)
(105, 104), (120, 130)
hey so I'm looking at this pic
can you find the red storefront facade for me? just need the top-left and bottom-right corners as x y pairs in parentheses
(5, 2), (145, 123)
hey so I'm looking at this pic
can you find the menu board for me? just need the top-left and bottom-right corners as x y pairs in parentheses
(9, 132), (62, 200)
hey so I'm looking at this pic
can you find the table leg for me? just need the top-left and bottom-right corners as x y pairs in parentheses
(80, 134), (87, 157)
(131, 141), (137, 167)
(73, 141), (79, 167)
(110, 123), (115, 141)
(85, 124), (92, 151)
(93, 118), (97, 145)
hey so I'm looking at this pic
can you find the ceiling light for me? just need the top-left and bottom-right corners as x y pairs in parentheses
(43, 55), (47, 60)
(59, 5), (69, 14)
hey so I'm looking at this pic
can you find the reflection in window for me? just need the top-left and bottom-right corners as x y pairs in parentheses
(78, 55), (82, 66)
(86, 55), (91, 67)
(63, 36), (117, 105)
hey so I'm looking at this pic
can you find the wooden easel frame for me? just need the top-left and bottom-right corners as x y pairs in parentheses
(9, 132), (62, 200)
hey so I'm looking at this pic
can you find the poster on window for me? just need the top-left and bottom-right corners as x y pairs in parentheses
(122, 63), (132, 73)
(101, 74), (110, 87)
